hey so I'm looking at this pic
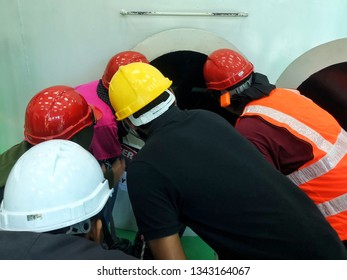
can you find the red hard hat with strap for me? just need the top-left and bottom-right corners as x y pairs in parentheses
(101, 51), (149, 89)
(203, 48), (254, 91)
(24, 85), (102, 145)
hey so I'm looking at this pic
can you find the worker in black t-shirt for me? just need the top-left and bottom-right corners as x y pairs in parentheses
(107, 62), (347, 260)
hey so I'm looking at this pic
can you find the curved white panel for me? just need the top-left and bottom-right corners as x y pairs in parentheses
(276, 38), (347, 89)
(132, 28), (241, 61)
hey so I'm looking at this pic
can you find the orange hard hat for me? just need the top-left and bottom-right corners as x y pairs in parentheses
(203, 49), (254, 91)
(24, 85), (102, 145)
(101, 51), (149, 89)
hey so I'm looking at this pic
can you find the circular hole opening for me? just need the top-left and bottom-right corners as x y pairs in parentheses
(151, 50), (238, 126)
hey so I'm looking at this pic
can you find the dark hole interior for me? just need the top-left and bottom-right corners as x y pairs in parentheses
(297, 62), (347, 130)
(151, 50), (239, 126)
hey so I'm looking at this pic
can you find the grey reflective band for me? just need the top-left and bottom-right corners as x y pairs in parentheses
(243, 105), (333, 153)
(287, 129), (347, 185)
(317, 193), (347, 217)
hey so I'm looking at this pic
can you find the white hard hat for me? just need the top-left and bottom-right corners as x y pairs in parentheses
(0, 139), (112, 232)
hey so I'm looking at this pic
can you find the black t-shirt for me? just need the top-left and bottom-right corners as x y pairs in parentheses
(127, 106), (347, 259)
(0, 231), (137, 260)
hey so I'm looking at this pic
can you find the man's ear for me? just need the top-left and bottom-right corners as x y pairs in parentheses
(85, 218), (103, 245)
(124, 118), (137, 130)
(167, 88), (177, 105)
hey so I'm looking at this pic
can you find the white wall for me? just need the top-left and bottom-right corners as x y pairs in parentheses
(1, 0), (347, 152)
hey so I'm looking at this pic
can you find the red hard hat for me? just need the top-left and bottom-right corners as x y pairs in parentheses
(203, 49), (254, 90)
(101, 51), (149, 89)
(24, 85), (102, 145)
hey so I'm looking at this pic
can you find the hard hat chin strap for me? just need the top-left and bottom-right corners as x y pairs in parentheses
(230, 75), (253, 95)
(66, 219), (91, 234)
(128, 90), (175, 126)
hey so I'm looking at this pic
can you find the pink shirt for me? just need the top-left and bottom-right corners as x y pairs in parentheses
(75, 80), (122, 160)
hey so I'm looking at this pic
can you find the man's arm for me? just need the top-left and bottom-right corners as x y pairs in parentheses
(148, 233), (186, 260)
(102, 157), (126, 188)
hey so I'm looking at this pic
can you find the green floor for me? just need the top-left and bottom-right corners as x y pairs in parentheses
(117, 229), (216, 260)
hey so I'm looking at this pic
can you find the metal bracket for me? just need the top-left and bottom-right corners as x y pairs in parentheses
(120, 9), (248, 17)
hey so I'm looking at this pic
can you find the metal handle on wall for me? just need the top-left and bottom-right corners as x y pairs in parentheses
(120, 9), (248, 17)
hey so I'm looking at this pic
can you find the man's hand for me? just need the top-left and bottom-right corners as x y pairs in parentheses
(102, 157), (126, 189)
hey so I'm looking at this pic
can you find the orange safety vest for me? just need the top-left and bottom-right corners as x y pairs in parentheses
(240, 88), (347, 240)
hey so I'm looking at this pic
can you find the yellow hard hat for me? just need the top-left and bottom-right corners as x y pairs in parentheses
(109, 62), (172, 121)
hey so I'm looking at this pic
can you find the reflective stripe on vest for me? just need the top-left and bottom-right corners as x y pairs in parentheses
(243, 105), (347, 217)
(318, 193), (347, 217)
